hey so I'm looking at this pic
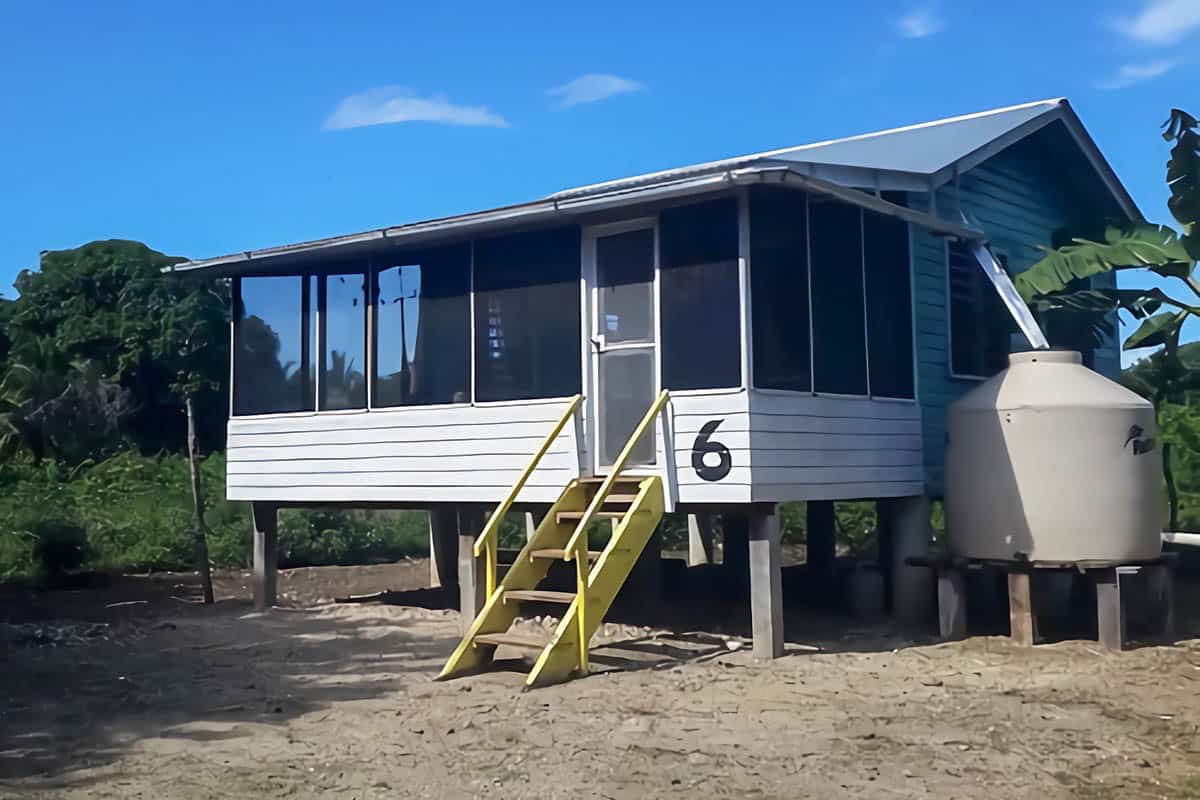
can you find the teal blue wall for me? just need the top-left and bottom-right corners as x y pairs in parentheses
(911, 124), (1124, 496)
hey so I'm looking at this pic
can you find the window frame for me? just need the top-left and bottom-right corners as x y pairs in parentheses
(945, 239), (1014, 382)
(370, 246), (474, 411)
(230, 265), (372, 418)
(747, 189), (917, 404)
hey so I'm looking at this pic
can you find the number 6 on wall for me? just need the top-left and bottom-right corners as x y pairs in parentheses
(692, 419), (732, 482)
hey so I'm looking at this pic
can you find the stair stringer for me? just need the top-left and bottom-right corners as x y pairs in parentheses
(436, 481), (588, 680)
(524, 476), (665, 688)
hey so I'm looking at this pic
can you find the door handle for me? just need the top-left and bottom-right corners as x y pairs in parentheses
(590, 334), (605, 351)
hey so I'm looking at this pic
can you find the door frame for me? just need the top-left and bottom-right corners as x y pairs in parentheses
(581, 217), (661, 475)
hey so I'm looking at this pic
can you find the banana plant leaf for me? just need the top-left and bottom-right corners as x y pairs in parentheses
(1015, 223), (1193, 300)
(1164, 109), (1198, 244)
(1124, 310), (1188, 351)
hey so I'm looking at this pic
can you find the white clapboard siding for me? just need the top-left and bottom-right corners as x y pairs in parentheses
(659, 391), (752, 504)
(747, 391), (925, 503)
(226, 398), (585, 504)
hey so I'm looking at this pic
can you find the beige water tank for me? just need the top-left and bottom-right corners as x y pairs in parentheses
(946, 350), (1164, 563)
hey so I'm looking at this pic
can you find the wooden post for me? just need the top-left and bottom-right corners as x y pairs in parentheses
(1007, 571), (1037, 647)
(749, 507), (784, 660)
(687, 513), (716, 566)
(885, 495), (933, 627)
(937, 568), (967, 640)
(1149, 562), (1176, 640)
(722, 512), (750, 593)
(457, 506), (487, 633)
(428, 508), (459, 589)
(805, 500), (836, 582)
(251, 502), (278, 611)
(1094, 567), (1126, 652)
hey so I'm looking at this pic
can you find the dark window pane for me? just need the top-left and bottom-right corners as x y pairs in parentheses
(660, 197), (741, 390)
(597, 228), (654, 344)
(749, 186), (810, 392)
(948, 242), (1014, 377)
(864, 211), (914, 398)
(374, 246), (471, 406)
(322, 271), (367, 410)
(234, 275), (313, 415)
(473, 227), (582, 401)
(810, 199), (867, 394)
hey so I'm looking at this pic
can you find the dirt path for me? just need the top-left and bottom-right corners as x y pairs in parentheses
(2, 563), (1199, 799)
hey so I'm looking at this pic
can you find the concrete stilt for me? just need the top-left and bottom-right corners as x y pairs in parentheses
(749, 507), (785, 660)
(428, 508), (459, 589)
(805, 500), (836, 581)
(457, 506), (488, 633)
(722, 513), (750, 593)
(251, 502), (278, 611)
(882, 495), (933, 627)
(687, 513), (716, 566)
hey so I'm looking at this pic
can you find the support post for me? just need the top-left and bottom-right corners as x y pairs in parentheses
(1094, 567), (1127, 652)
(805, 500), (836, 582)
(722, 513), (750, 594)
(884, 495), (933, 627)
(428, 508), (459, 589)
(937, 568), (967, 640)
(1148, 562), (1175, 640)
(457, 506), (487, 633)
(251, 502), (278, 611)
(687, 513), (716, 566)
(1008, 571), (1037, 647)
(749, 506), (784, 660)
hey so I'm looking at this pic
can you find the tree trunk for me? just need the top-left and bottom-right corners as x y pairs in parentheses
(1163, 441), (1179, 532)
(186, 394), (214, 604)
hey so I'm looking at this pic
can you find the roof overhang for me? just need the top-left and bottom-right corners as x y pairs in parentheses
(168, 165), (982, 277)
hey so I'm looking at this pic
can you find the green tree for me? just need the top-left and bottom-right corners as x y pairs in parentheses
(1016, 109), (1198, 528)
(122, 268), (229, 603)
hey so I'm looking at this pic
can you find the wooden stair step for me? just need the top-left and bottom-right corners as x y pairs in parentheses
(530, 548), (603, 561)
(602, 493), (639, 504)
(504, 589), (576, 605)
(474, 633), (549, 651)
(580, 476), (645, 486)
(556, 510), (624, 523)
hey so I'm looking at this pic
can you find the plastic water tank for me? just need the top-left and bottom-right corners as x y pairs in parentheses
(945, 350), (1164, 563)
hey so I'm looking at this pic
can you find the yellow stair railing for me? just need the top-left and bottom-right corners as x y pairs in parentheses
(559, 389), (670, 673)
(473, 394), (582, 599)
(437, 390), (671, 688)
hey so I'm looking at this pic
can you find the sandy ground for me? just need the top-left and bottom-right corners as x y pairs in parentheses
(2, 561), (1200, 799)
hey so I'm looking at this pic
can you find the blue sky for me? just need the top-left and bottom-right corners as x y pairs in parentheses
(2, 0), (1197, 361)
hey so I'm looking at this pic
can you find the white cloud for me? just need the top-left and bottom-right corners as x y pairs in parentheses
(323, 87), (508, 131)
(546, 74), (643, 108)
(1095, 60), (1175, 89)
(1114, 0), (1200, 45)
(897, 6), (946, 38)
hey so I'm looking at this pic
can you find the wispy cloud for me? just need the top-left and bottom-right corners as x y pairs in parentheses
(323, 87), (508, 131)
(546, 74), (643, 109)
(1113, 0), (1200, 45)
(1096, 60), (1176, 89)
(896, 6), (946, 38)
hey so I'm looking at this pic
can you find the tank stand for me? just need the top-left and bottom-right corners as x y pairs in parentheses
(908, 555), (1177, 650)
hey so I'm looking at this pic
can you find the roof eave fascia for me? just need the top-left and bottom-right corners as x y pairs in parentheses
(926, 102), (1144, 223)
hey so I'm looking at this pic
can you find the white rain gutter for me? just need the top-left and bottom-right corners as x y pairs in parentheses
(168, 165), (985, 276)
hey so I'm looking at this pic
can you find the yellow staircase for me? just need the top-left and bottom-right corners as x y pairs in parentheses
(437, 391), (669, 689)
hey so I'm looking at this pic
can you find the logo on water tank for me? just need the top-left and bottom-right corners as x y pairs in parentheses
(1124, 425), (1156, 456)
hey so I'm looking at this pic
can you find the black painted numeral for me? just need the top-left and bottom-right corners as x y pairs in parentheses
(692, 419), (732, 482)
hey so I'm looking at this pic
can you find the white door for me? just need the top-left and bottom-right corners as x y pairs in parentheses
(586, 222), (658, 472)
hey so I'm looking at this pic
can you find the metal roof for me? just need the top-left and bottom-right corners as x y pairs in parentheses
(171, 98), (1139, 275)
